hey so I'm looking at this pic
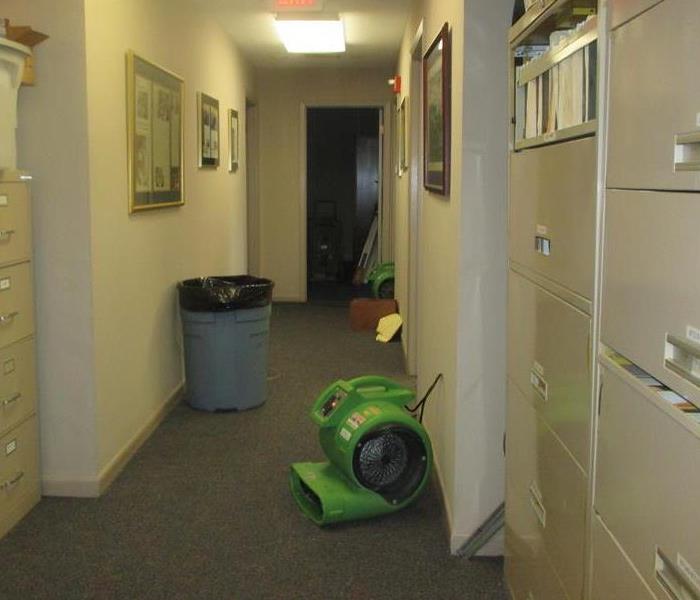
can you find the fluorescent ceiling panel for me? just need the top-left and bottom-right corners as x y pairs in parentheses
(274, 18), (345, 53)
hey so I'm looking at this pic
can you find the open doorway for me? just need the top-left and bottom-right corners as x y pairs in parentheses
(306, 107), (382, 303)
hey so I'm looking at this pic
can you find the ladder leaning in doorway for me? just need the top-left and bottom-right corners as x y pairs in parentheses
(352, 213), (378, 286)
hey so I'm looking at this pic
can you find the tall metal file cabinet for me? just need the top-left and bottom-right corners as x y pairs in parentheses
(0, 171), (40, 539)
(505, 1), (601, 598)
(591, 0), (700, 598)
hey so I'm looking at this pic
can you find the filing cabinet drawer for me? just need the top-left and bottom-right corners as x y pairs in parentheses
(0, 182), (31, 268)
(608, 0), (700, 191)
(0, 416), (39, 539)
(591, 514), (656, 600)
(0, 262), (34, 350)
(505, 521), (568, 600)
(0, 338), (36, 438)
(609, 0), (664, 30)
(508, 269), (591, 472)
(505, 382), (587, 600)
(509, 137), (596, 300)
(596, 364), (700, 599)
(602, 190), (700, 405)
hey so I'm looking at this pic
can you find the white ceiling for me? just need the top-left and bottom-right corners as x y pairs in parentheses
(190, 0), (414, 69)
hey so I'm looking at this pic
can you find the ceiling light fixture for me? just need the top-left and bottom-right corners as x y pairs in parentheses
(274, 15), (345, 54)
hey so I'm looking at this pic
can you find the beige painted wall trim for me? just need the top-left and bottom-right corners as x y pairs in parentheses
(42, 477), (101, 499)
(42, 383), (184, 498)
(299, 103), (309, 303)
(97, 382), (184, 495)
(272, 296), (305, 303)
(431, 449), (458, 553)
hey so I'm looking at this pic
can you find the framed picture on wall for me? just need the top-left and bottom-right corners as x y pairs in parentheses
(228, 109), (239, 172)
(197, 92), (220, 168)
(423, 23), (451, 195)
(126, 51), (184, 213)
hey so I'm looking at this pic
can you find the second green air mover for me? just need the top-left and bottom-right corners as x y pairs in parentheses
(367, 262), (395, 299)
(290, 376), (432, 526)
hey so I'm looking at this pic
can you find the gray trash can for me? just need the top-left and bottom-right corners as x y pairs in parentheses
(178, 275), (274, 411)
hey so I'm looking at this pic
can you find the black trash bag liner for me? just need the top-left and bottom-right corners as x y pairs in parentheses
(178, 275), (274, 312)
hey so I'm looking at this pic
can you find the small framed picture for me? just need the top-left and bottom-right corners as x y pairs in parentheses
(423, 23), (451, 195)
(398, 96), (408, 177)
(228, 109), (239, 172)
(126, 51), (184, 213)
(197, 92), (219, 168)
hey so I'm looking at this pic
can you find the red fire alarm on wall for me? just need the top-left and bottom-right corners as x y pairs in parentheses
(388, 75), (401, 94)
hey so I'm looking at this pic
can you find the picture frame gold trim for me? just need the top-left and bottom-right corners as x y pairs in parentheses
(228, 108), (239, 172)
(423, 23), (451, 195)
(126, 51), (185, 214)
(197, 92), (220, 169)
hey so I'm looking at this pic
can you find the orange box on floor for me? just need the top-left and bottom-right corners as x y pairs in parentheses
(349, 298), (398, 331)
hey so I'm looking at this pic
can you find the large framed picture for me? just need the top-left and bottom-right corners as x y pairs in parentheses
(228, 109), (239, 172)
(126, 51), (184, 213)
(198, 92), (219, 168)
(423, 23), (451, 195)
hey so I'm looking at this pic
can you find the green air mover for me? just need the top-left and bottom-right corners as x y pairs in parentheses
(290, 376), (432, 526)
(367, 262), (395, 299)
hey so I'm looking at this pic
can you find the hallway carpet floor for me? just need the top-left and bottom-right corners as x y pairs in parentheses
(0, 303), (508, 600)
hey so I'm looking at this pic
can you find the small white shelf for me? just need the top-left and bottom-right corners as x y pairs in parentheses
(600, 347), (700, 440)
(515, 119), (597, 151)
(509, 0), (558, 43)
(517, 16), (598, 87)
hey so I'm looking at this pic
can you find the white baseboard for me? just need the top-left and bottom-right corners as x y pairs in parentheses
(272, 295), (306, 303)
(432, 447), (504, 556)
(42, 382), (184, 498)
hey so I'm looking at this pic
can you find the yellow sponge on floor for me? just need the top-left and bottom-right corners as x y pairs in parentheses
(376, 313), (402, 343)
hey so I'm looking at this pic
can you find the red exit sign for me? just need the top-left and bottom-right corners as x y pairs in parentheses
(275, 0), (317, 7)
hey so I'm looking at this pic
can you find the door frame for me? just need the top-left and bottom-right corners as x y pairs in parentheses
(406, 22), (424, 375)
(245, 99), (260, 275)
(299, 102), (392, 302)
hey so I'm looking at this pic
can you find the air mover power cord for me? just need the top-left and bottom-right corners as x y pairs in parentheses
(405, 373), (443, 424)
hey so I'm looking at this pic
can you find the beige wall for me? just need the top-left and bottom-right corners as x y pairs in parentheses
(85, 0), (254, 477)
(7, 0), (100, 493)
(256, 68), (394, 301)
(9, 0), (253, 493)
(394, 0), (510, 553)
(413, 0), (466, 552)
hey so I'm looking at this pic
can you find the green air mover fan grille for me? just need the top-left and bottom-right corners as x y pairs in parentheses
(352, 426), (428, 504)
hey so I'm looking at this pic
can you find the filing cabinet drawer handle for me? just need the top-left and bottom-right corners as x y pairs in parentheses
(0, 312), (18, 325)
(655, 547), (700, 600)
(665, 334), (700, 388)
(0, 230), (15, 241)
(530, 369), (548, 401)
(674, 132), (700, 172)
(0, 471), (24, 492)
(1, 393), (20, 408)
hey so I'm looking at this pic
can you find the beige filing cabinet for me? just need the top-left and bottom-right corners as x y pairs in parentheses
(0, 171), (40, 539)
(591, 2), (700, 599)
(505, 1), (600, 599)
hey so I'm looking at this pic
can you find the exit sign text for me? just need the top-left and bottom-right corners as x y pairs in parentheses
(275, 0), (317, 7)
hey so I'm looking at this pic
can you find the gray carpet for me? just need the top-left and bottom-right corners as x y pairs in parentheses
(0, 303), (507, 599)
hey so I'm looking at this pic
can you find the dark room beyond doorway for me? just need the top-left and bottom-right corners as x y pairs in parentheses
(307, 107), (381, 304)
